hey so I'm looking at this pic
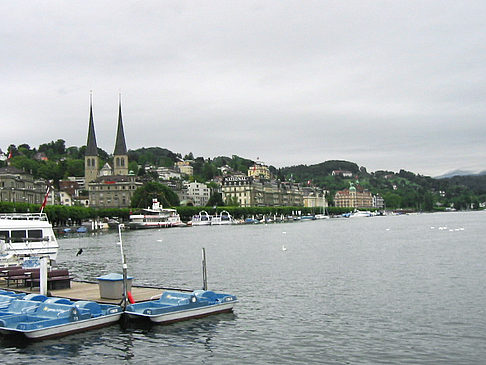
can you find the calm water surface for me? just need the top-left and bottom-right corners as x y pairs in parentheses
(1, 211), (485, 364)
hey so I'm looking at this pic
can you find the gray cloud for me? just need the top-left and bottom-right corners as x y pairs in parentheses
(1, 1), (485, 176)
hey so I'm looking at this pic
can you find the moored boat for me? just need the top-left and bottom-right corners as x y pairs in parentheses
(0, 213), (59, 266)
(0, 294), (122, 340)
(211, 210), (234, 225)
(128, 199), (184, 229)
(190, 211), (212, 226)
(123, 289), (237, 324)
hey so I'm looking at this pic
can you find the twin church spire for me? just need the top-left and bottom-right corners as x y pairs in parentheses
(85, 94), (129, 183)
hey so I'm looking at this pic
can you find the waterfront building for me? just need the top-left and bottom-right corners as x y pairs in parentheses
(334, 185), (373, 208)
(179, 182), (211, 207)
(0, 166), (47, 205)
(221, 175), (304, 207)
(222, 175), (258, 207)
(373, 194), (385, 210)
(302, 187), (328, 208)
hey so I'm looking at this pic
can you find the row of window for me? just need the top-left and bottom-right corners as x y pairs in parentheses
(91, 185), (135, 191)
(0, 229), (44, 243)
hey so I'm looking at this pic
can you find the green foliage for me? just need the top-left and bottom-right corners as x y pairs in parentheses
(206, 193), (224, 207)
(39, 139), (66, 159)
(128, 161), (139, 175)
(65, 159), (84, 177)
(192, 159), (219, 181)
(383, 192), (402, 209)
(213, 155), (254, 174)
(130, 182), (180, 208)
(127, 147), (178, 167)
(281, 160), (360, 183)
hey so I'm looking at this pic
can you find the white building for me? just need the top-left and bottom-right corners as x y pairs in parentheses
(180, 182), (211, 206)
(175, 161), (194, 176)
(59, 191), (73, 206)
(156, 167), (182, 181)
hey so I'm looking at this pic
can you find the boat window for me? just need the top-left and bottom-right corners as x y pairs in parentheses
(10, 230), (27, 243)
(0, 231), (8, 240)
(28, 230), (43, 239)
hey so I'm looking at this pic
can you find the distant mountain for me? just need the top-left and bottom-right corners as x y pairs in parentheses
(435, 170), (486, 179)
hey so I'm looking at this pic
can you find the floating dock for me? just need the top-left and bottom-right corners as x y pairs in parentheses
(0, 280), (190, 304)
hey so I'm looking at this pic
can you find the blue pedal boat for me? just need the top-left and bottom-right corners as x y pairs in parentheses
(0, 295), (122, 340)
(124, 290), (238, 324)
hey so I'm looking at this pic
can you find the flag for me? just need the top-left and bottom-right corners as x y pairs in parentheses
(40, 187), (50, 212)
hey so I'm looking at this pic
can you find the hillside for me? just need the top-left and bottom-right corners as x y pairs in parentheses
(2, 140), (484, 211)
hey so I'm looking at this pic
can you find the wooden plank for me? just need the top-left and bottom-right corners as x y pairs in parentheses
(0, 280), (165, 304)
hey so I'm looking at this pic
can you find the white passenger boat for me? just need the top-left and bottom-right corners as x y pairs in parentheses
(0, 213), (59, 266)
(211, 210), (234, 225)
(128, 199), (185, 229)
(190, 211), (212, 226)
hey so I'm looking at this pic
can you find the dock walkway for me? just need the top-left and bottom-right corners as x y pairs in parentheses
(0, 280), (175, 304)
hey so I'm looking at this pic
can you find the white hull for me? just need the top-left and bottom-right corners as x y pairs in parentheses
(129, 199), (184, 229)
(210, 221), (233, 226)
(128, 221), (184, 229)
(0, 213), (59, 264)
(125, 302), (235, 324)
(0, 313), (122, 340)
(191, 221), (211, 226)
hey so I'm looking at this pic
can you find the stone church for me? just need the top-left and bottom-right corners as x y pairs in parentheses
(85, 96), (142, 208)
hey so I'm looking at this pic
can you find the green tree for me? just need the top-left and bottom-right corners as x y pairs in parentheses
(65, 159), (84, 177)
(206, 193), (224, 207)
(423, 192), (434, 211)
(131, 182), (180, 208)
(384, 192), (401, 209)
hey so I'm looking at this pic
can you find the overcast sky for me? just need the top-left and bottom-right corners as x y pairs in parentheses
(1, 1), (485, 177)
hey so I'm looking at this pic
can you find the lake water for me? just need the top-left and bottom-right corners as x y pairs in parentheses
(1, 211), (485, 364)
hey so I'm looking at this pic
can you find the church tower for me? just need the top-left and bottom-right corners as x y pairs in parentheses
(113, 95), (129, 176)
(85, 94), (99, 183)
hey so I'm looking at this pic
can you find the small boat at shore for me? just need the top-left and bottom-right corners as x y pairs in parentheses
(128, 199), (184, 229)
(124, 289), (237, 324)
(0, 293), (122, 340)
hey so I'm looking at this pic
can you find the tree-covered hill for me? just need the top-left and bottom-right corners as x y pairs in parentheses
(2, 140), (484, 211)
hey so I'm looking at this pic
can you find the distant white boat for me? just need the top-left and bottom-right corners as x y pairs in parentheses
(191, 211), (212, 226)
(211, 210), (234, 225)
(348, 210), (373, 218)
(128, 199), (184, 229)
